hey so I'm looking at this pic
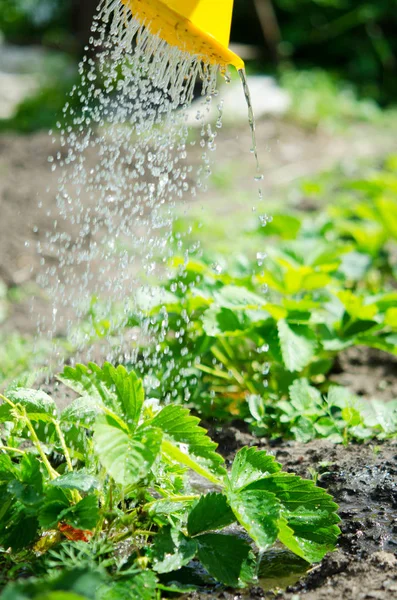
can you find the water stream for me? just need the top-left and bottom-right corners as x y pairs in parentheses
(37, 0), (264, 372)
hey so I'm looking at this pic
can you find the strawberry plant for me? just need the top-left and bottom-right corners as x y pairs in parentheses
(120, 158), (397, 437)
(0, 363), (340, 597)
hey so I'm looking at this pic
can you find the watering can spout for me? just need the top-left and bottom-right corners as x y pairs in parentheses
(120, 0), (244, 70)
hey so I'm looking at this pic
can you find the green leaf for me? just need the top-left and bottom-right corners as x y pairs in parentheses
(39, 489), (99, 530)
(245, 473), (340, 562)
(0, 455), (18, 483)
(342, 319), (378, 338)
(0, 568), (103, 600)
(59, 364), (144, 432)
(260, 214), (301, 239)
(277, 320), (316, 372)
(61, 495), (99, 530)
(202, 306), (251, 337)
(213, 286), (266, 309)
(102, 364), (144, 431)
(38, 488), (69, 528)
(362, 399), (397, 434)
(196, 533), (254, 587)
(341, 407), (362, 427)
(150, 405), (226, 483)
(152, 526), (197, 573)
(39, 593), (90, 600)
(94, 418), (162, 486)
(258, 547), (310, 582)
(0, 501), (39, 552)
(289, 379), (323, 414)
(49, 472), (100, 494)
(1, 389), (57, 422)
(229, 447), (281, 492)
(228, 489), (281, 550)
(8, 454), (44, 507)
(97, 572), (157, 600)
(57, 363), (109, 398)
(60, 397), (103, 428)
(187, 493), (235, 536)
(291, 417), (317, 442)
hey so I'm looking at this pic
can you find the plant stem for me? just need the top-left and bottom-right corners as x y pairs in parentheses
(23, 410), (58, 480)
(53, 419), (74, 472)
(0, 393), (16, 408)
(143, 494), (199, 511)
(0, 445), (25, 455)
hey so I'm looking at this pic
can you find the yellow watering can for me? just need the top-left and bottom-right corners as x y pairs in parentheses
(120, 0), (244, 70)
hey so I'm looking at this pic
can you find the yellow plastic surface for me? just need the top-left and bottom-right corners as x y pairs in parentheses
(121, 0), (244, 70)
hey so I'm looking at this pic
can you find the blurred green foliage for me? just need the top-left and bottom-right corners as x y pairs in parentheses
(0, 0), (72, 45)
(0, 75), (80, 133)
(280, 69), (382, 130)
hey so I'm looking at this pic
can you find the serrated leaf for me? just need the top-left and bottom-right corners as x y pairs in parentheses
(202, 306), (251, 337)
(1, 389), (57, 422)
(187, 493), (235, 536)
(277, 320), (316, 372)
(49, 472), (100, 494)
(94, 418), (162, 486)
(213, 286), (266, 309)
(0, 501), (39, 552)
(97, 571), (157, 600)
(60, 397), (103, 428)
(196, 533), (254, 587)
(57, 363), (109, 398)
(150, 405), (226, 483)
(245, 473), (340, 562)
(291, 417), (317, 442)
(229, 447), (281, 492)
(60, 495), (99, 530)
(59, 363), (144, 432)
(8, 454), (44, 507)
(258, 547), (310, 581)
(152, 526), (197, 573)
(38, 488), (69, 528)
(362, 399), (397, 434)
(228, 489), (281, 550)
(102, 364), (144, 431)
(289, 379), (323, 414)
(0, 455), (18, 482)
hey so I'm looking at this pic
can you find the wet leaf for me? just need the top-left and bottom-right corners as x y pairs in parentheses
(228, 489), (280, 550)
(229, 447), (281, 491)
(94, 418), (162, 486)
(246, 473), (341, 562)
(196, 533), (254, 587)
(277, 320), (317, 372)
(187, 493), (235, 536)
(150, 405), (226, 481)
(152, 526), (197, 573)
(49, 472), (100, 494)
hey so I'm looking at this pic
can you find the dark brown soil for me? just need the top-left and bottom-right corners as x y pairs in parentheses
(330, 346), (397, 402)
